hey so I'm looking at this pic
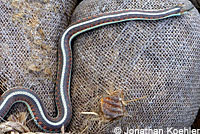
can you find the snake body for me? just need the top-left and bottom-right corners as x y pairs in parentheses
(0, 5), (193, 132)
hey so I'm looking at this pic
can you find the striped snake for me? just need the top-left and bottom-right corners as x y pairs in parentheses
(0, 4), (193, 132)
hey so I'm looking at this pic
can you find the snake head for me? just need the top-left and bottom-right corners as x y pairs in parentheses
(179, 3), (194, 14)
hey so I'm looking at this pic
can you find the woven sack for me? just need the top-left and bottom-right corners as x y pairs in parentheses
(0, 0), (77, 131)
(67, 0), (200, 133)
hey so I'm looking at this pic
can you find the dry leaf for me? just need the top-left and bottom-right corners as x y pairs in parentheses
(27, 16), (39, 28)
(37, 28), (45, 39)
(0, 112), (30, 133)
(44, 68), (52, 76)
(18, 112), (28, 125)
(0, 121), (29, 133)
(28, 64), (42, 72)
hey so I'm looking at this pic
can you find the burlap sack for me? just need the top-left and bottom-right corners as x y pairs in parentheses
(0, 0), (77, 131)
(1, 0), (200, 133)
(68, 0), (200, 133)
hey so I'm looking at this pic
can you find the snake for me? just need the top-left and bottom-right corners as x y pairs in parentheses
(0, 4), (193, 132)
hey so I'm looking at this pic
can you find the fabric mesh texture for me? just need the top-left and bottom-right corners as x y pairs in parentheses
(0, 0), (200, 133)
(68, 0), (200, 133)
(0, 0), (77, 132)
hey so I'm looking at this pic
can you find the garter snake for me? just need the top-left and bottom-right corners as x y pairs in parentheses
(0, 4), (193, 132)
